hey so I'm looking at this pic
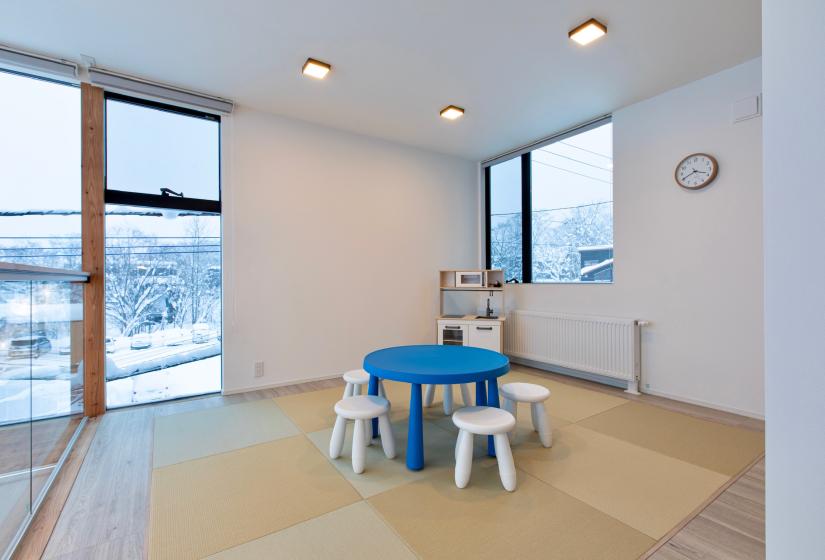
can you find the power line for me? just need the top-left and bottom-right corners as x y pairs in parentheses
(490, 200), (612, 217)
(534, 148), (613, 172)
(559, 140), (611, 159)
(530, 158), (613, 184)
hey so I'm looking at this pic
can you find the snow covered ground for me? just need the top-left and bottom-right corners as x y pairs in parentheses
(107, 355), (221, 408)
(0, 335), (221, 423)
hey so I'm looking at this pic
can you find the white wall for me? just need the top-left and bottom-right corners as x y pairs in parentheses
(504, 58), (764, 417)
(221, 109), (478, 393)
(763, 0), (825, 556)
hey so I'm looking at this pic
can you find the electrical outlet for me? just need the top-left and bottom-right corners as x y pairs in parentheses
(254, 361), (264, 378)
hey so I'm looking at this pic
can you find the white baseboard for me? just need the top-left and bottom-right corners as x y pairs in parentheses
(222, 372), (342, 396)
(641, 388), (765, 420)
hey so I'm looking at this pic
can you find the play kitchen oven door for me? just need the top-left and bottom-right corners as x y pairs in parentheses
(439, 323), (468, 346)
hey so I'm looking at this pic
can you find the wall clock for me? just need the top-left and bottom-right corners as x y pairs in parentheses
(675, 153), (718, 190)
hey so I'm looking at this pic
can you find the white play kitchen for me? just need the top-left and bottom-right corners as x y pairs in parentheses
(436, 269), (505, 352)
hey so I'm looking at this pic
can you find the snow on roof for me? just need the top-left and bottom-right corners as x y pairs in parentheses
(580, 258), (614, 276)
(577, 245), (613, 252)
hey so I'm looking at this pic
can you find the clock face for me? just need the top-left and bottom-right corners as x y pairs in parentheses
(675, 153), (718, 189)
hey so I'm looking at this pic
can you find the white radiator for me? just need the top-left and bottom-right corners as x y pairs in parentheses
(504, 310), (644, 394)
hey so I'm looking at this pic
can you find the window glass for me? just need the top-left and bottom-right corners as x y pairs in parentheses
(531, 121), (613, 282)
(0, 70), (80, 268)
(106, 97), (220, 202)
(488, 157), (523, 282)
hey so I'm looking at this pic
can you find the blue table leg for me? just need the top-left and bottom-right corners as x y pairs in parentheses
(368, 374), (379, 438)
(407, 383), (424, 470)
(475, 381), (488, 407)
(487, 378), (501, 457)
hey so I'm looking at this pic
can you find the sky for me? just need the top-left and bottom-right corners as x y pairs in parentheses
(0, 69), (220, 241)
(489, 122), (613, 216)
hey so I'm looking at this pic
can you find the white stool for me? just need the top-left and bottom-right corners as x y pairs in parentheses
(500, 382), (552, 447)
(452, 406), (517, 492)
(423, 383), (472, 415)
(329, 395), (395, 474)
(343, 369), (386, 399)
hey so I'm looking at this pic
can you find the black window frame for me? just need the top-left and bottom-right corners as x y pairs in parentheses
(103, 91), (222, 213)
(485, 116), (612, 284)
(484, 152), (532, 283)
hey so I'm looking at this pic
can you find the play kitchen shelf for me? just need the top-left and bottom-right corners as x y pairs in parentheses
(437, 269), (505, 353)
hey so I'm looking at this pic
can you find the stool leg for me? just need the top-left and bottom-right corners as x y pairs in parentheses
(353, 383), (361, 396)
(443, 384), (454, 415)
(460, 383), (472, 407)
(533, 403), (552, 447)
(455, 429), (474, 489)
(329, 415), (346, 459)
(352, 419), (367, 474)
(502, 398), (517, 442)
(343, 383), (353, 399)
(364, 415), (373, 445)
(493, 433), (517, 492)
(378, 413), (396, 459)
(531, 402), (540, 432)
(424, 384), (435, 407)
(378, 379), (386, 399)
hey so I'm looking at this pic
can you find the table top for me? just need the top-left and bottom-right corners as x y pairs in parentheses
(363, 344), (510, 385)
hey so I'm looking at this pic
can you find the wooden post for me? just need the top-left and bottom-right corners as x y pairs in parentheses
(82, 83), (106, 417)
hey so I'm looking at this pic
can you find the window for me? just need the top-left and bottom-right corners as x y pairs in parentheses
(486, 118), (613, 283)
(0, 70), (80, 268)
(104, 94), (222, 408)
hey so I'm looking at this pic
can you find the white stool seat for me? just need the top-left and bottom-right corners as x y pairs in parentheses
(330, 395), (395, 474)
(342, 369), (370, 385)
(500, 382), (550, 403)
(452, 406), (516, 435)
(334, 395), (389, 420)
(342, 369), (386, 400)
(452, 406), (517, 492)
(500, 382), (553, 448)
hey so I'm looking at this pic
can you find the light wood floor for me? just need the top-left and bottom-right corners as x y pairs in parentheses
(13, 368), (765, 560)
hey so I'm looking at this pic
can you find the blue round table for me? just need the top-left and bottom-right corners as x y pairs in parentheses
(363, 344), (510, 471)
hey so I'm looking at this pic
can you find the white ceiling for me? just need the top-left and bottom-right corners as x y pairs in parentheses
(1, 0), (761, 161)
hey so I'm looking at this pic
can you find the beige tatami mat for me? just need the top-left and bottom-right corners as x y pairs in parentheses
(149, 436), (361, 560)
(369, 462), (654, 560)
(306, 417), (463, 498)
(502, 369), (628, 422)
(206, 502), (415, 560)
(150, 368), (762, 559)
(577, 401), (765, 475)
(513, 424), (729, 539)
(153, 399), (300, 467)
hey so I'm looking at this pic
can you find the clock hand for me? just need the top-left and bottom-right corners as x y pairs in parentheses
(682, 170), (697, 180)
(692, 168), (708, 175)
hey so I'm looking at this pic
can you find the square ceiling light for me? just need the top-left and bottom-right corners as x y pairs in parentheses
(302, 58), (331, 79)
(440, 105), (465, 120)
(568, 18), (607, 46)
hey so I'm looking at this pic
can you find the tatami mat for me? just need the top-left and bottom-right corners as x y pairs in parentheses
(577, 401), (764, 475)
(206, 502), (416, 560)
(502, 369), (628, 422)
(150, 369), (762, 559)
(306, 417), (474, 498)
(153, 399), (300, 467)
(513, 424), (729, 539)
(149, 436), (361, 560)
(369, 462), (654, 560)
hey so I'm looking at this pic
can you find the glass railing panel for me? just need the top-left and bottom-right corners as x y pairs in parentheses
(0, 280), (32, 555)
(30, 280), (84, 503)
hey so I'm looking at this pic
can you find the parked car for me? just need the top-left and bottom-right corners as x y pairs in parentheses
(105, 337), (116, 353)
(8, 336), (52, 358)
(192, 323), (213, 344)
(130, 334), (152, 350)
